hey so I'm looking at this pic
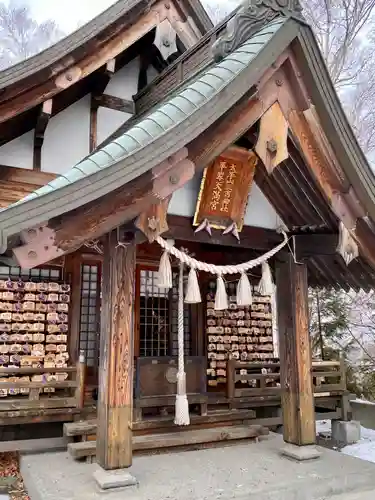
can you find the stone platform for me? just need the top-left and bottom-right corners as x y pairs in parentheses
(21, 434), (375, 500)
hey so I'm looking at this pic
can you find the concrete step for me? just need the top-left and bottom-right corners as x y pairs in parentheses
(326, 490), (375, 500)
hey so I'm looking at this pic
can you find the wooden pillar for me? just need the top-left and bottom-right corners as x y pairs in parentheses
(65, 252), (82, 364)
(96, 230), (135, 470)
(276, 254), (316, 446)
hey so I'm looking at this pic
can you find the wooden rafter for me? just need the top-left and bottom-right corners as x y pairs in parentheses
(259, 62), (375, 270)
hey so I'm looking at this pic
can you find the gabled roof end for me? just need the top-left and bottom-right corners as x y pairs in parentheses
(212, 0), (305, 62)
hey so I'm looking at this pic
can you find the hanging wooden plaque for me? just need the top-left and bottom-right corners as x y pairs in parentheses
(193, 147), (257, 231)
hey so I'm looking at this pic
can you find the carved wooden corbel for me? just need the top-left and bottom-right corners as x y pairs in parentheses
(135, 198), (170, 242)
(13, 226), (64, 269)
(337, 221), (359, 265)
(153, 19), (178, 60)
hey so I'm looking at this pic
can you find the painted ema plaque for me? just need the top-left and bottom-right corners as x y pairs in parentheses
(193, 147), (257, 234)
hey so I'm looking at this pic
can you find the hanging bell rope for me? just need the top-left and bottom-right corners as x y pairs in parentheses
(174, 260), (190, 426)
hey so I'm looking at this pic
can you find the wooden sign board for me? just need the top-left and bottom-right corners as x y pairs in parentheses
(193, 147), (257, 231)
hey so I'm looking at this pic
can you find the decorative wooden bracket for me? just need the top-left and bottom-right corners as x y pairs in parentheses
(13, 225), (64, 269)
(153, 19), (178, 60)
(283, 104), (366, 266)
(134, 197), (170, 242)
(255, 101), (289, 174)
(33, 99), (52, 171)
(337, 221), (359, 265)
(11, 148), (195, 267)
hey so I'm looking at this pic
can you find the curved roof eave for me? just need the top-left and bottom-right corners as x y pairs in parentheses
(0, 0), (147, 90)
(297, 26), (375, 223)
(0, 0), (213, 93)
(0, 18), (298, 253)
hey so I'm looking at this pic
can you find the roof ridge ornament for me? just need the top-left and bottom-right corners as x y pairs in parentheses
(212, 0), (304, 62)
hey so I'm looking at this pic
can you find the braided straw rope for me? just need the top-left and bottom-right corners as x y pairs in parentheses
(177, 260), (185, 377)
(156, 231), (289, 275)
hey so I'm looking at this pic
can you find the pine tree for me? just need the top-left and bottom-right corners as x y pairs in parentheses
(308, 288), (352, 360)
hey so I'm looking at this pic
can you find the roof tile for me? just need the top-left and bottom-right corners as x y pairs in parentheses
(102, 142), (128, 159)
(63, 166), (87, 183)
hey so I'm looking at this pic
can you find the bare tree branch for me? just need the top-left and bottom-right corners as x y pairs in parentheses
(0, 0), (64, 70)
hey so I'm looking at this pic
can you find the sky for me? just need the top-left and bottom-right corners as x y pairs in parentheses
(6, 0), (237, 34)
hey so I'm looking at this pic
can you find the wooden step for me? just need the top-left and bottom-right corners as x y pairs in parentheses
(68, 424), (268, 459)
(64, 409), (257, 437)
(0, 437), (68, 453)
(64, 419), (96, 437)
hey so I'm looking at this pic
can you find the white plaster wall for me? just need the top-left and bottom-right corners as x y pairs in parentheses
(0, 131), (34, 169)
(41, 95), (90, 174)
(0, 58), (142, 174)
(244, 183), (284, 229)
(97, 57), (141, 144)
(169, 173), (284, 230)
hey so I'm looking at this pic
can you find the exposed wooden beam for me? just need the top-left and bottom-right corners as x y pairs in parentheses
(294, 233), (339, 259)
(165, 214), (339, 256)
(33, 99), (52, 171)
(89, 103), (98, 153)
(166, 214), (284, 250)
(12, 150), (195, 267)
(0, 165), (56, 208)
(93, 59), (116, 97)
(97, 229), (135, 470)
(268, 63), (375, 271)
(0, 2), (173, 125)
(93, 94), (135, 114)
(90, 59), (116, 152)
(276, 254), (316, 446)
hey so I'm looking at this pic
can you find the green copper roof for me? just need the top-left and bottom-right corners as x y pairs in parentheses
(0, 16), (299, 252)
(16, 18), (286, 205)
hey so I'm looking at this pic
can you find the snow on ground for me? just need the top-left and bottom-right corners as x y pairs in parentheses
(316, 419), (332, 434)
(316, 419), (375, 464)
(342, 426), (375, 463)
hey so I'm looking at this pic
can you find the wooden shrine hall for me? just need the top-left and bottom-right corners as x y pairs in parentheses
(0, 0), (375, 484)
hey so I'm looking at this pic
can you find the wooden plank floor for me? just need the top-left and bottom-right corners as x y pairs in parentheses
(68, 424), (268, 459)
(64, 409), (257, 438)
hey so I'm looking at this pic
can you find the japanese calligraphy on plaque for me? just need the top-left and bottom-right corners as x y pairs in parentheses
(193, 147), (257, 232)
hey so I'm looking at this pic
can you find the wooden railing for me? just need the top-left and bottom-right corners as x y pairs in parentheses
(0, 355), (85, 413)
(226, 358), (347, 400)
(133, 11), (237, 115)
